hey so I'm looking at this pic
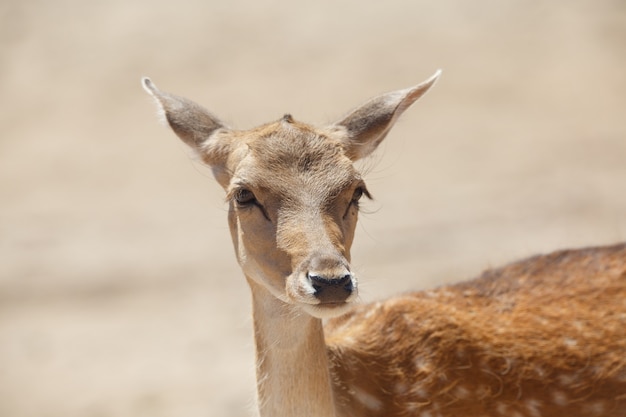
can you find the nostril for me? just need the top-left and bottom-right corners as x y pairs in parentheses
(308, 272), (354, 303)
(341, 275), (353, 292)
(310, 277), (323, 293)
(307, 273), (331, 291)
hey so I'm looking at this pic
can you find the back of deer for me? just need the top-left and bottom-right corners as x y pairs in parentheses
(326, 243), (626, 417)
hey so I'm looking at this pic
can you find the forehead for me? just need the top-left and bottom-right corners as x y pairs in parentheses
(232, 118), (359, 198)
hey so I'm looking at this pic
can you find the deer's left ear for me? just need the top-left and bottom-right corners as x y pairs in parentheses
(332, 70), (441, 161)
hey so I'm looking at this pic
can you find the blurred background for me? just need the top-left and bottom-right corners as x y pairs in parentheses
(1, 0), (625, 416)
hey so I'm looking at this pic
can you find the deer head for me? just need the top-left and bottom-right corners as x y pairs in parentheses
(142, 71), (440, 319)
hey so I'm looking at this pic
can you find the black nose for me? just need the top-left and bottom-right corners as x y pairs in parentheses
(308, 273), (354, 303)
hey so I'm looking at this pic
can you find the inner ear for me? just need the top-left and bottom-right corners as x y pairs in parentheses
(332, 70), (441, 161)
(142, 77), (235, 187)
(142, 78), (226, 149)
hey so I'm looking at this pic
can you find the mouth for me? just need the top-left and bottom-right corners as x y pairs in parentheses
(318, 300), (352, 308)
(300, 300), (355, 319)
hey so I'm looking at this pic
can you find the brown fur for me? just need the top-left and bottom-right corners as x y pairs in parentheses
(327, 244), (626, 416)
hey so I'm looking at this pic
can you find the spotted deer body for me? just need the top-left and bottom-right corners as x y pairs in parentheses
(143, 72), (626, 417)
(327, 244), (626, 416)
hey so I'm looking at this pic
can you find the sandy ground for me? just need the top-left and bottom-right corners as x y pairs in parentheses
(1, 1), (625, 416)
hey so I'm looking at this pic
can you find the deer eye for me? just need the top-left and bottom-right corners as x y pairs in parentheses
(351, 186), (370, 205)
(234, 189), (257, 206)
(351, 187), (364, 203)
(343, 186), (371, 219)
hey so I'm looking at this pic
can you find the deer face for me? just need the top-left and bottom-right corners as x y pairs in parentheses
(222, 119), (369, 317)
(143, 71), (440, 318)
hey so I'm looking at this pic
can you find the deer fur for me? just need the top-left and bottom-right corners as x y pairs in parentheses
(143, 72), (626, 417)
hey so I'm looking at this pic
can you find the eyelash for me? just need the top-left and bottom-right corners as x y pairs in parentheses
(232, 188), (271, 221)
(351, 187), (364, 205)
(234, 188), (257, 206)
(343, 185), (371, 218)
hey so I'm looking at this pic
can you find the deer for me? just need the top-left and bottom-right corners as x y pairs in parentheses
(142, 71), (626, 417)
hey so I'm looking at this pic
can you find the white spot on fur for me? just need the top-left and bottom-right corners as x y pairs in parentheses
(394, 382), (408, 395)
(342, 336), (357, 346)
(525, 398), (542, 417)
(590, 365), (604, 378)
(563, 337), (578, 347)
(453, 385), (470, 400)
(411, 386), (429, 400)
(557, 372), (577, 387)
(424, 290), (437, 298)
(582, 400), (606, 416)
(475, 385), (491, 400)
(439, 289), (456, 298)
(551, 390), (569, 406)
(533, 365), (547, 378)
(415, 357), (433, 373)
(364, 302), (382, 319)
(496, 402), (508, 415)
(402, 314), (416, 327)
(352, 385), (383, 411)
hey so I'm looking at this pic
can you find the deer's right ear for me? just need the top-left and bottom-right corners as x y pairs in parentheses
(142, 78), (234, 186)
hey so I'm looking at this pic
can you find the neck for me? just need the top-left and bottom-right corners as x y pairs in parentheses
(248, 278), (337, 417)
